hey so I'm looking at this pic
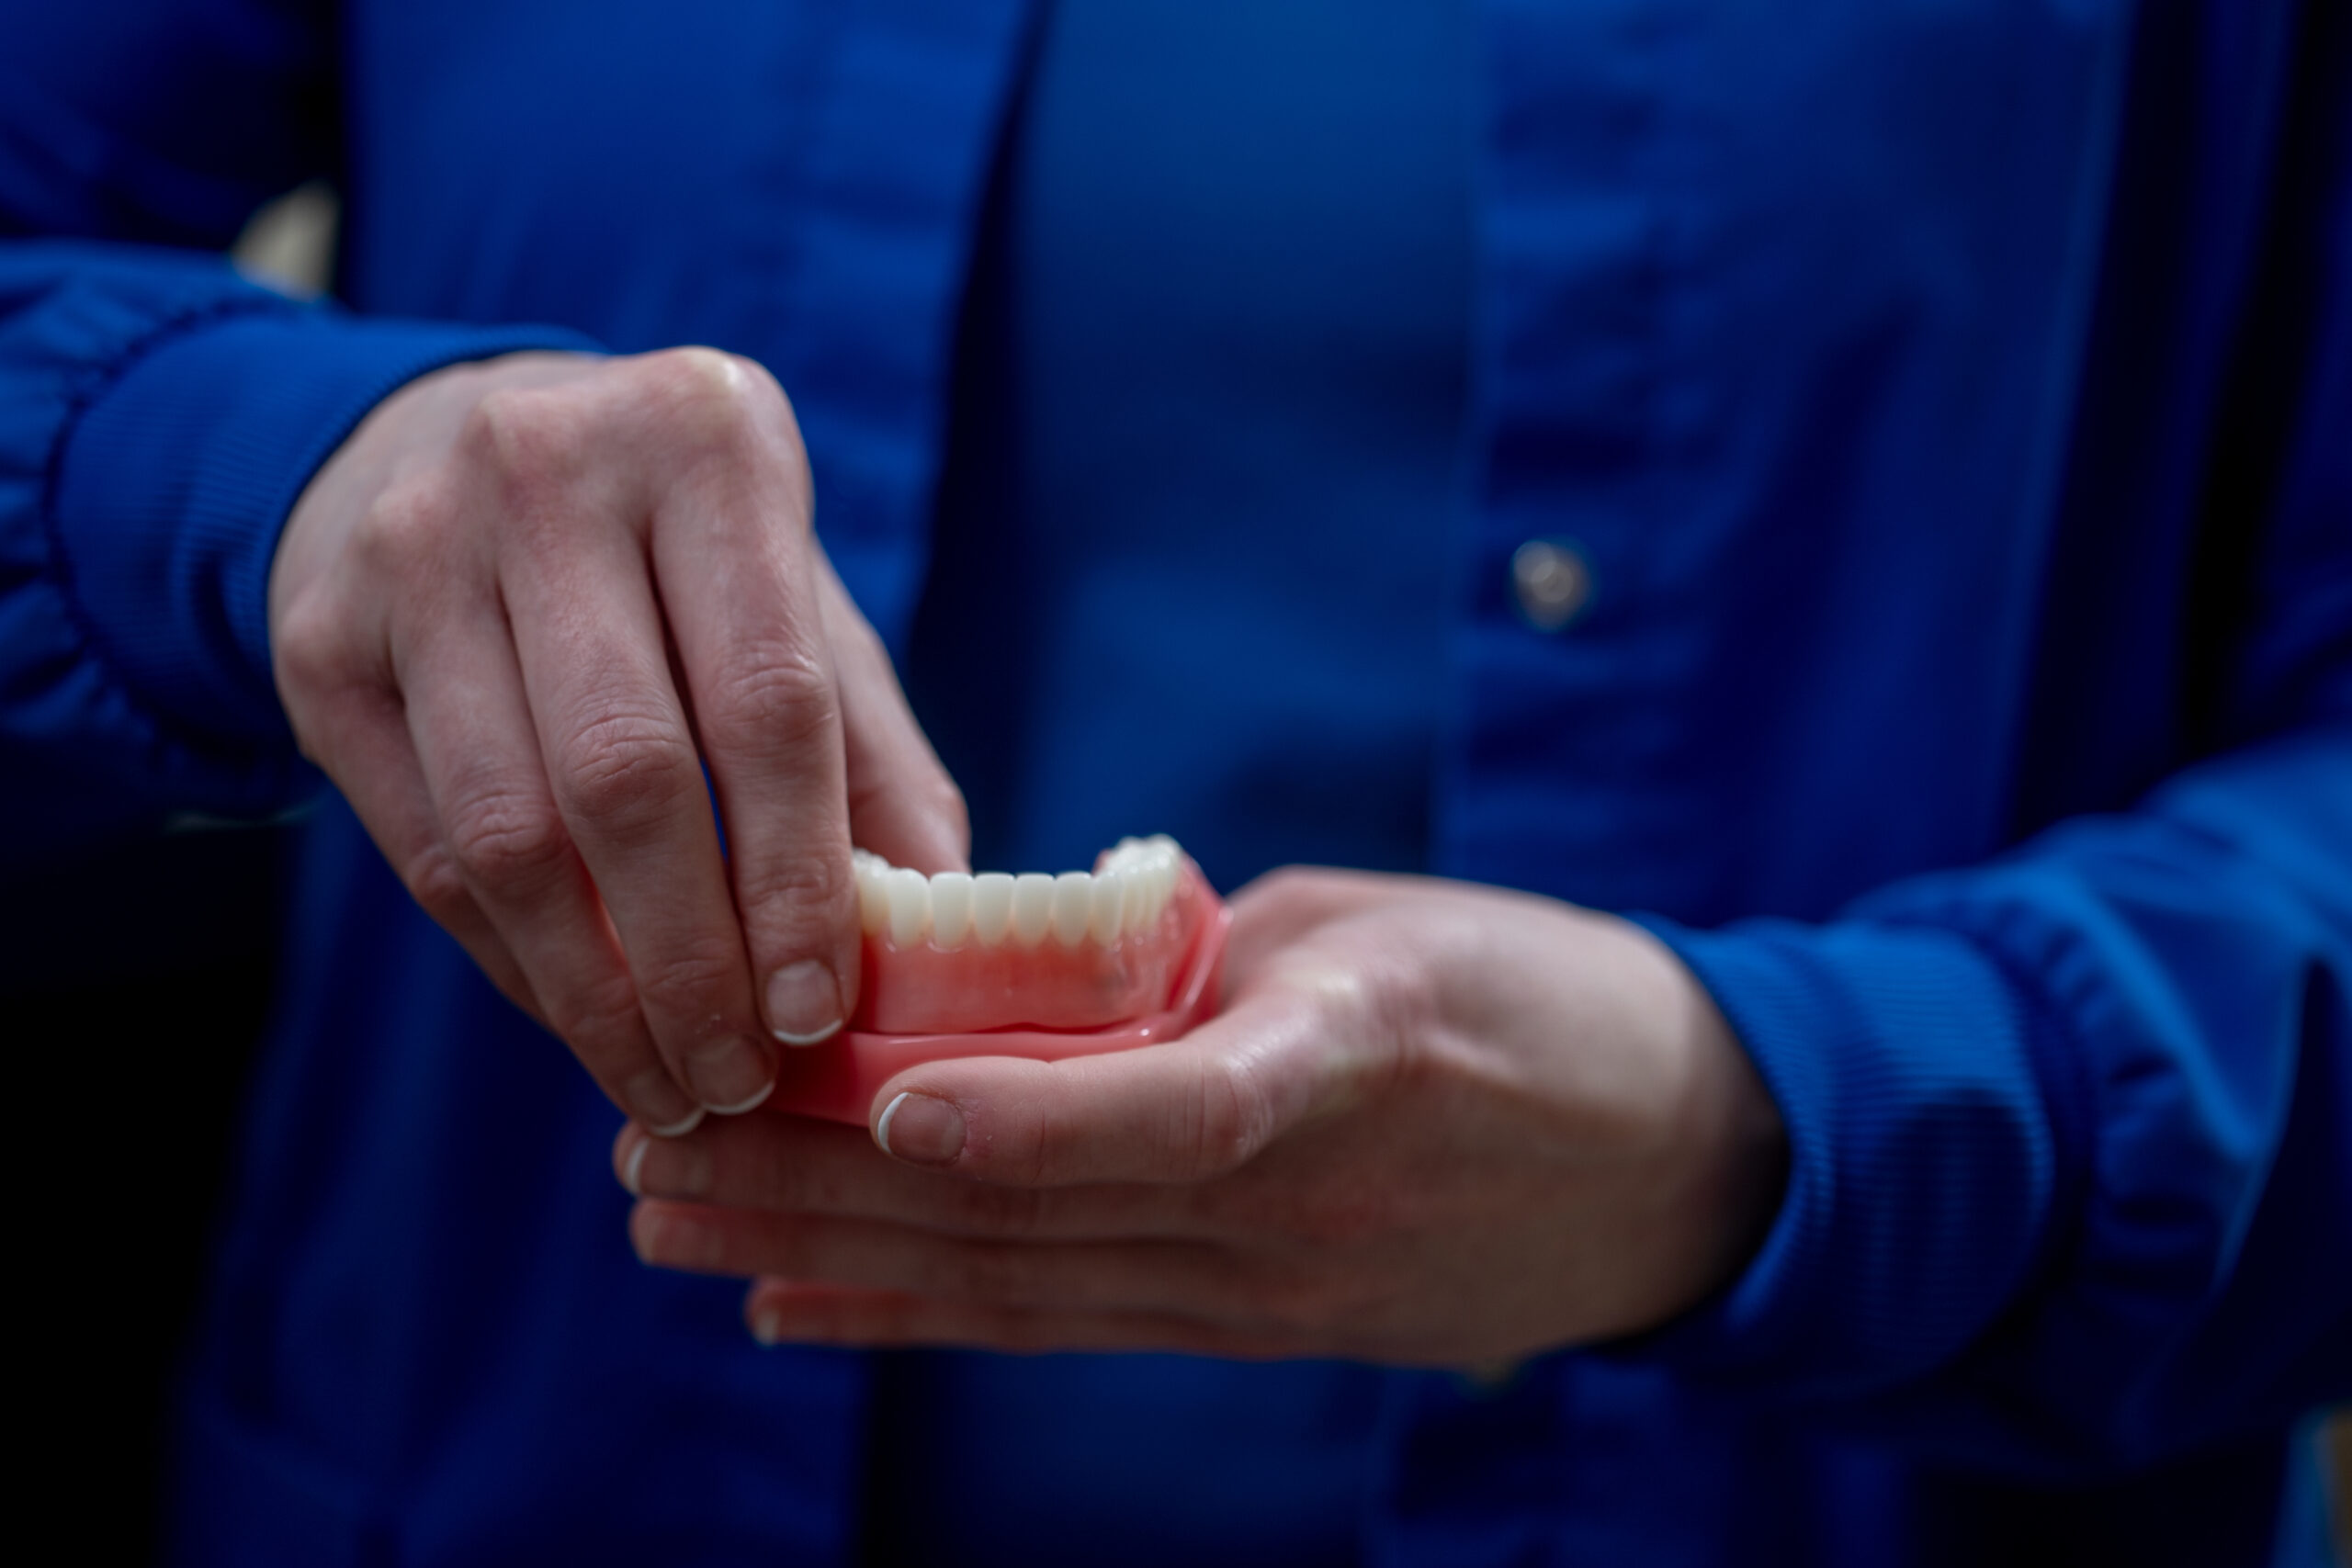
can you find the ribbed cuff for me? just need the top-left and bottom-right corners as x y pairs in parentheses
(1624, 914), (2069, 1398)
(51, 308), (601, 740)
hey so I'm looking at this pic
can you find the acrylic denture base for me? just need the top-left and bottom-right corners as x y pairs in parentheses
(767, 837), (1230, 1124)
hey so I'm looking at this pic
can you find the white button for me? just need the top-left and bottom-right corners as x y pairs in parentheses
(1511, 539), (1591, 630)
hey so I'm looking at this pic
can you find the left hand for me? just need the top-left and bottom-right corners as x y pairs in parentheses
(616, 867), (1787, 1364)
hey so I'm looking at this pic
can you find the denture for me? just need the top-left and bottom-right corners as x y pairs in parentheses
(767, 836), (1230, 1124)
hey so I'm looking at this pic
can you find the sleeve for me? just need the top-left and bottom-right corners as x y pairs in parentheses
(1627, 38), (2352, 1476)
(1, 3), (600, 870)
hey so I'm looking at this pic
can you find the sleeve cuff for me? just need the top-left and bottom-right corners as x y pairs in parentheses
(51, 306), (602, 740)
(1623, 914), (2077, 1399)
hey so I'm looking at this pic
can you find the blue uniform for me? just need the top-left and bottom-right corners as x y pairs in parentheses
(4, 1), (2349, 1564)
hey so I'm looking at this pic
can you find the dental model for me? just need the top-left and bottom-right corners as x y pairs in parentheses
(768, 836), (1230, 1123)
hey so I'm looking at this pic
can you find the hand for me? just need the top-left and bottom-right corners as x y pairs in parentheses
(617, 867), (1787, 1363)
(270, 348), (967, 1134)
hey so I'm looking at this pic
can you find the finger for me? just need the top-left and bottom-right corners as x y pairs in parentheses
(814, 553), (968, 874)
(628, 364), (863, 1052)
(489, 432), (775, 1116)
(611, 1115), (1211, 1241)
(867, 980), (1368, 1187)
(400, 604), (707, 1134)
(741, 1280), (1311, 1359)
(303, 682), (543, 1023)
(628, 1200), (1243, 1318)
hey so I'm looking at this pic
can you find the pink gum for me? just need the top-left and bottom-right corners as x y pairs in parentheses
(767, 875), (1232, 1126)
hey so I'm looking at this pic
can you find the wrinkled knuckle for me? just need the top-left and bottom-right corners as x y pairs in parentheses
(1175, 1060), (1272, 1180)
(557, 719), (699, 832)
(546, 969), (645, 1053)
(445, 788), (570, 890)
(699, 648), (835, 753)
(735, 844), (852, 931)
(635, 940), (744, 1016)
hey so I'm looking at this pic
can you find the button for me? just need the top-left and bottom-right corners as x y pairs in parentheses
(1511, 539), (1591, 630)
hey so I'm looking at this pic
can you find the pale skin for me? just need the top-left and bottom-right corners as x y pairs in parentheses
(270, 347), (970, 1134)
(274, 346), (1788, 1360)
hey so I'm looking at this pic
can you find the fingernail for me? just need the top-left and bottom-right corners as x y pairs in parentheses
(646, 1106), (707, 1138)
(629, 1068), (706, 1137)
(876, 1091), (965, 1166)
(628, 1206), (663, 1266)
(766, 961), (843, 1045)
(704, 1078), (775, 1117)
(685, 1036), (775, 1111)
(628, 1134), (712, 1201)
(750, 1307), (782, 1347)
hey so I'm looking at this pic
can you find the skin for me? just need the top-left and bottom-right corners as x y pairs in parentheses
(269, 348), (969, 1135)
(618, 868), (1789, 1362)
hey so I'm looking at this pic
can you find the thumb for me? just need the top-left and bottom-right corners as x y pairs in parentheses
(865, 979), (1351, 1186)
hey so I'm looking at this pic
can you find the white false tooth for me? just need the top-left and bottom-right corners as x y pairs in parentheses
(856, 862), (889, 936)
(930, 872), (975, 948)
(1051, 872), (1093, 946)
(1011, 873), (1056, 947)
(860, 840), (1184, 949)
(885, 866), (931, 948)
(1088, 871), (1127, 944)
(972, 873), (1015, 946)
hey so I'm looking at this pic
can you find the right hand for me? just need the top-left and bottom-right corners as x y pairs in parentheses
(269, 347), (967, 1134)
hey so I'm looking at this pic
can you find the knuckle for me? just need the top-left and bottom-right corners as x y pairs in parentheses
(444, 785), (571, 889)
(635, 347), (779, 453)
(351, 474), (464, 580)
(544, 968), (647, 1055)
(401, 840), (475, 922)
(462, 384), (594, 501)
(271, 592), (368, 706)
(1169, 1058), (1274, 1181)
(634, 937), (746, 1015)
(697, 646), (836, 752)
(735, 840), (852, 931)
(556, 716), (700, 831)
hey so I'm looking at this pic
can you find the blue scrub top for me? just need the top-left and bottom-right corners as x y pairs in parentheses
(883, 1), (1470, 1560)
